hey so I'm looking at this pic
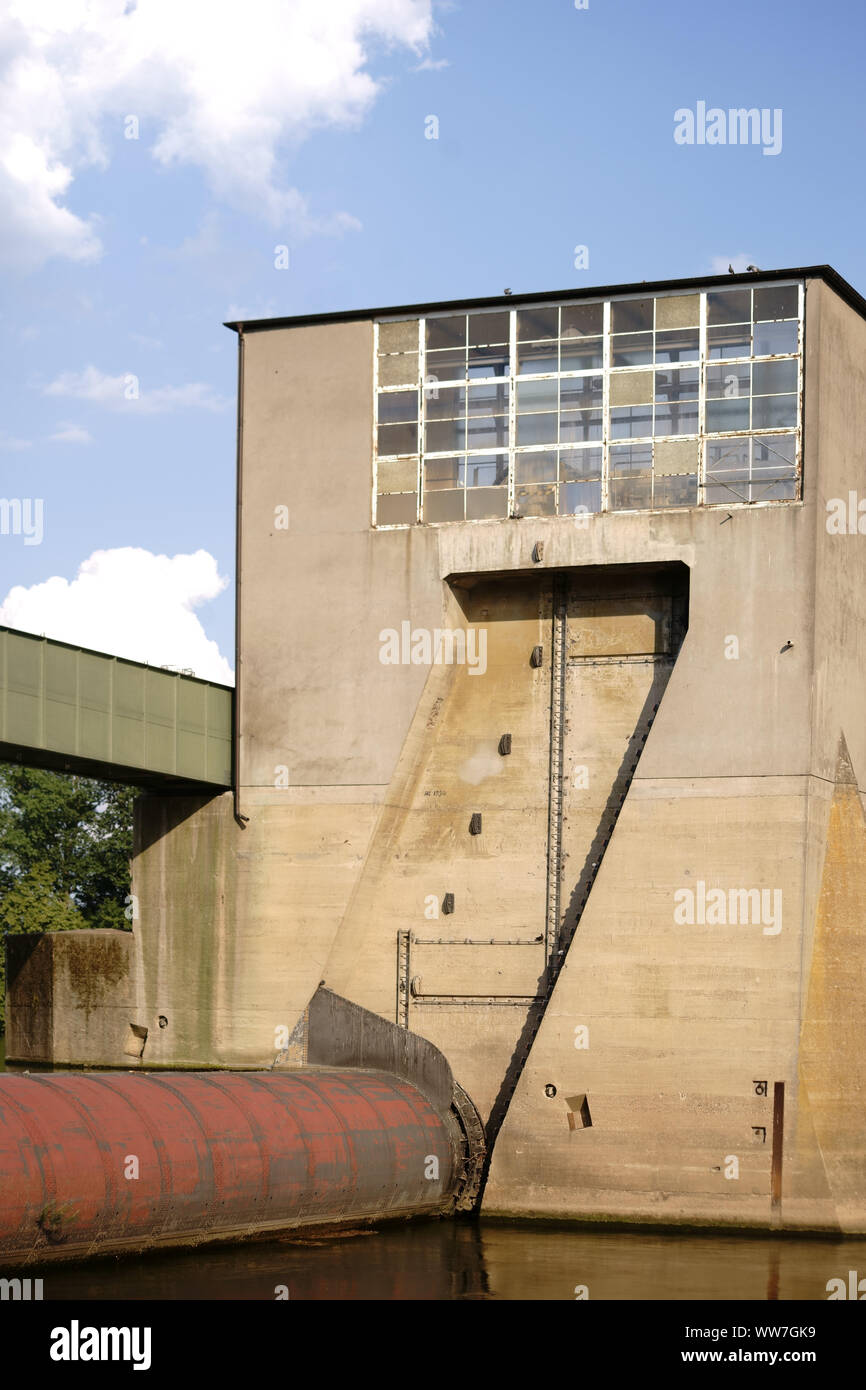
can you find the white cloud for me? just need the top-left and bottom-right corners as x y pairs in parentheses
(43, 365), (228, 413)
(0, 547), (234, 683)
(0, 433), (32, 450)
(0, 0), (435, 269)
(708, 254), (758, 275)
(47, 422), (93, 444)
(413, 56), (449, 70)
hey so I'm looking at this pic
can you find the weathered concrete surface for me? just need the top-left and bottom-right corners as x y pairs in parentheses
(5, 930), (132, 1068)
(482, 278), (866, 1231)
(236, 319), (442, 793)
(130, 790), (381, 1067)
(57, 272), (866, 1232)
(481, 777), (815, 1228)
(323, 569), (684, 1126)
(323, 576), (549, 1121)
(791, 740), (866, 1230)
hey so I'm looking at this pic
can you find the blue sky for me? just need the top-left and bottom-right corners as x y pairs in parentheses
(1, 0), (864, 681)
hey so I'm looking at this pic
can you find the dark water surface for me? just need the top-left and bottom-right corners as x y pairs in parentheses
(25, 1221), (866, 1301)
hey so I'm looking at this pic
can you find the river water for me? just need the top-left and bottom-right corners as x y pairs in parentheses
(15, 1221), (865, 1302)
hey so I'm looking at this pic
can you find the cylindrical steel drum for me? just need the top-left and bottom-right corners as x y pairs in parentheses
(0, 1069), (462, 1265)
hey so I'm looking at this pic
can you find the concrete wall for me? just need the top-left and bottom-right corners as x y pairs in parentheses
(238, 320), (442, 791)
(323, 566), (684, 1125)
(116, 276), (866, 1230)
(5, 929), (133, 1068)
(483, 278), (866, 1231)
(787, 278), (866, 1230)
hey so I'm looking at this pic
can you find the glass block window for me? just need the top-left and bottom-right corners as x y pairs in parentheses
(373, 280), (802, 525)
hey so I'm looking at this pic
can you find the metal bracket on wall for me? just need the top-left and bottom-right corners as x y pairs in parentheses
(397, 929), (411, 1028)
(544, 577), (567, 964)
(409, 994), (541, 1006)
(770, 1081), (785, 1227)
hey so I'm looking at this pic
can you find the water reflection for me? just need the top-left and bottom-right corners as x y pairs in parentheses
(28, 1220), (866, 1302)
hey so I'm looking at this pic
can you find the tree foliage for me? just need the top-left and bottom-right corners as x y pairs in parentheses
(0, 766), (135, 1031)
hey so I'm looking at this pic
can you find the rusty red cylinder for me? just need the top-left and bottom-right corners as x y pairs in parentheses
(0, 1069), (461, 1264)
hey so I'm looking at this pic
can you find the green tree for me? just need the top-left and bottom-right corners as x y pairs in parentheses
(0, 767), (135, 1031)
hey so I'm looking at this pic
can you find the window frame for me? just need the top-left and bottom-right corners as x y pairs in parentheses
(372, 281), (803, 527)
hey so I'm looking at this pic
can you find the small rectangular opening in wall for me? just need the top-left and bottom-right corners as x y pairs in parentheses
(566, 1094), (592, 1130)
(124, 1023), (148, 1058)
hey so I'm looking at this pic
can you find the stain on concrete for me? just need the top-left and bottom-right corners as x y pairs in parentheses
(796, 733), (866, 1229)
(63, 933), (129, 1021)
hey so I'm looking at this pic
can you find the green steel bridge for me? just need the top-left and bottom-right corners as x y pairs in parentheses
(0, 625), (232, 792)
